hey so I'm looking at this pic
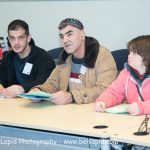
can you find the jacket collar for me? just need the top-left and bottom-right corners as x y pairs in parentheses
(58, 36), (100, 68)
(125, 63), (150, 85)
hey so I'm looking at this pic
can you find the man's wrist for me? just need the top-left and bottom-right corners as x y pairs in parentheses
(34, 87), (42, 91)
(19, 85), (25, 93)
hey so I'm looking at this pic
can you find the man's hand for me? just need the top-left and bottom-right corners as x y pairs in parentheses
(29, 88), (41, 93)
(127, 102), (139, 115)
(51, 91), (73, 105)
(94, 101), (106, 112)
(28, 88), (43, 103)
(1, 85), (24, 98)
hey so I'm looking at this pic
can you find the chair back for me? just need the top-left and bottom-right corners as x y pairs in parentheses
(111, 49), (128, 71)
(47, 47), (63, 64)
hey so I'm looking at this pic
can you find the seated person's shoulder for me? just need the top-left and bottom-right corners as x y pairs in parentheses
(32, 45), (55, 67)
(97, 45), (113, 59)
(32, 45), (53, 59)
(99, 45), (111, 54)
(32, 45), (47, 54)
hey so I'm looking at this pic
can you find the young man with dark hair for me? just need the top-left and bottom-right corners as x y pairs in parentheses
(0, 19), (55, 98)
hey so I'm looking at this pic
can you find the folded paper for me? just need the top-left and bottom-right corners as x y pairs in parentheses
(17, 91), (52, 101)
(104, 104), (128, 114)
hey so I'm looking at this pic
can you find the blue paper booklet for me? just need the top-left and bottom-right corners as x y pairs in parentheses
(17, 91), (52, 101)
(104, 104), (128, 114)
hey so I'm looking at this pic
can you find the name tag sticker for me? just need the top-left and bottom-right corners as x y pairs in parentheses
(22, 62), (33, 75)
(80, 66), (87, 74)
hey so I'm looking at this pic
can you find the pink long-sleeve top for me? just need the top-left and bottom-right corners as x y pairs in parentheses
(96, 64), (150, 115)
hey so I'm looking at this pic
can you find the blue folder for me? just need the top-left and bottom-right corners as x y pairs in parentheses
(17, 91), (52, 101)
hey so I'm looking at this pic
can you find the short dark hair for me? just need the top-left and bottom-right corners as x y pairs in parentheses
(7, 19), (29, 36)
(128, 35), (150, 74)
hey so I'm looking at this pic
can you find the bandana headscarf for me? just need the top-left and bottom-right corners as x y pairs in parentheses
(58, 18), (84, 30)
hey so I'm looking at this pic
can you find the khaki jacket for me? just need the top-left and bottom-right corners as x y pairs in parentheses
(36, 45), (117, 104)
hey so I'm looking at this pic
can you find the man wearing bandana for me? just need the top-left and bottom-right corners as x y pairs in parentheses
(32, 18), (117, 105)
